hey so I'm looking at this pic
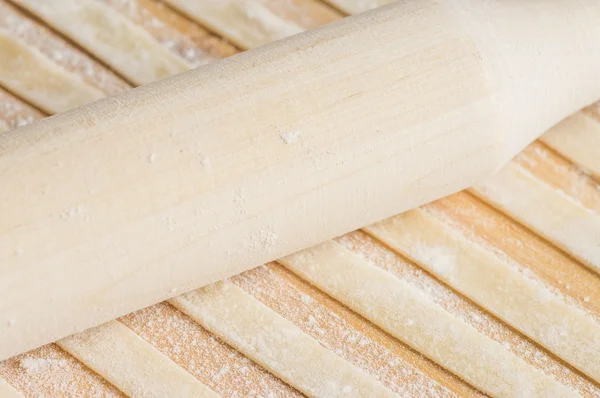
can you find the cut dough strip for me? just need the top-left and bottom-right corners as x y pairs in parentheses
(0, 378), (23, 398)
(0, 32), (104, 113)
(163, 0), (338, 49)
(330, 0), (600, 277)
(336, 228), (600, 396)
(0, 88), (43, 132)
(163, 0), (301, 50)
(100, 0), (237, 67)
(0, 0), (128, 96)
(58, 320), (218, 398)
(233, 264), (473, 397)
(0, 343), (126, 397)
(366, 208), (600, 382)
(120, 302), (303, 397)
(280, 240), (578, 398)
(426, 192), (600, 316)
(14, 0), (191, 85)
(541, 111), (600, 178)
(324, 0), (393, 15)
(473, 162), (600, 274)
(514, 142), (600, 216)
(170, 280), (396, 398)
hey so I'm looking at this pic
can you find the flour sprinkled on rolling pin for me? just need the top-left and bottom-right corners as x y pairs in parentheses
(1, 0), (599, 360)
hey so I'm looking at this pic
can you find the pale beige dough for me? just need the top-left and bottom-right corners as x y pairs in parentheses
(367, 208), (600, 382)
(0, 32), (104, 113)
(473, 162), (600, 274)
(541, 111), (600, 177)
(59, 320), (218, 398)
(280, 241), (579, 397)
(164, 0), (305, 50)
(15, 0), (191, 85)
(171, 280), (395, 398)
(324, 0), (393, 15)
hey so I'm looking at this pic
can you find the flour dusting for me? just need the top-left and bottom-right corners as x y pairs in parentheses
(20, 357), (67, 373)
(280, 130), (300, 144)
(200, 154), (211, 169)
(412, 243), (456, 280)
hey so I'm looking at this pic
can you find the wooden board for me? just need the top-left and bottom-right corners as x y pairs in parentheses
(1, 0), (599, 396)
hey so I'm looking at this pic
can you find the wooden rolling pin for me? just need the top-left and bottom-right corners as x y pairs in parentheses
(1, 0), (599, 360)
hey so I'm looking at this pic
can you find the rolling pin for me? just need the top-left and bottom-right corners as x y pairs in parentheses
(1, 0), (599, 360)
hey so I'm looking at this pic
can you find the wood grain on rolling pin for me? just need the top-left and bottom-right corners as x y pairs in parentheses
(135, 0), (600, 283)
(324, 0), (393, 15)
(1, 1), (505, 359)
(0, 3), (317, 396)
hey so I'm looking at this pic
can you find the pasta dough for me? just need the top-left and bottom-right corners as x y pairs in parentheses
(281, 241), (579, 397)
(171, 281), (395, 397)
(59, 321), (218, 398)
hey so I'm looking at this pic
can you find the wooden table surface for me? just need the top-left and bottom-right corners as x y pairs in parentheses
(0, 1), (599, 396)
